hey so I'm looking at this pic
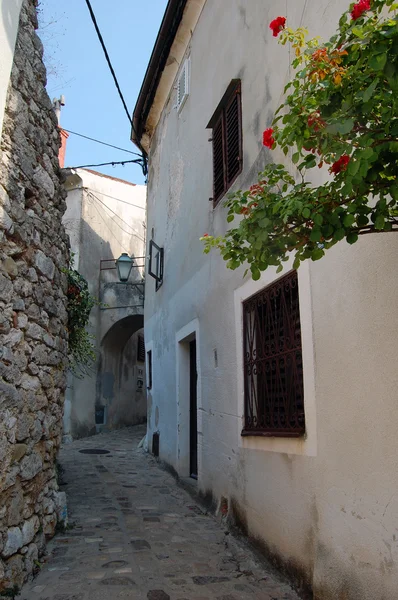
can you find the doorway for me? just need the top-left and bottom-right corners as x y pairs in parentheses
(189, 340), (198, 479)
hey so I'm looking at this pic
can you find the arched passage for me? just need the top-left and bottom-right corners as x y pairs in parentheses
(96, 314), (146, 430)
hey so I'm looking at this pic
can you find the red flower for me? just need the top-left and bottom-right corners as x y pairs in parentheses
(203, 233), (209, 237)
(263, 128), (275, 149)
(351, 0), (371, 20)
(269, 16), (286, 37)
(329, 155), (350, 175)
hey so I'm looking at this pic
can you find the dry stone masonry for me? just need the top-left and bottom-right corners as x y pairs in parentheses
(0, 0), (69, 591)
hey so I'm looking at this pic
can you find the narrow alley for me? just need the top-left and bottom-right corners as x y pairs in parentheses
(20, 426), (299, 600)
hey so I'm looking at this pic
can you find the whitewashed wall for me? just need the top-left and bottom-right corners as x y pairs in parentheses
(143, 1), (398, 598)
(63, 169), (147, 438)
(0, 0), (23, 142)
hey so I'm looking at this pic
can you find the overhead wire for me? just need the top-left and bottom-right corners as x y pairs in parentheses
(83, 0), (148, 177)
(83, 187), (146, 210)
(63, 129), (142, 157)
(87, 191), (145, 242)
(68, 159), (142, 169)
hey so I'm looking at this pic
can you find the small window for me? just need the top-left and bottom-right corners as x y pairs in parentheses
(176, 58), (190, 113)
(207, 80), (242, 207)
(242, 271), (305, 437)
(137, 335), (145, 362)
(147, 350), (152, 390)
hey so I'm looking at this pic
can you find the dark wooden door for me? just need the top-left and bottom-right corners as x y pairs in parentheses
(189, 340), (198, 479)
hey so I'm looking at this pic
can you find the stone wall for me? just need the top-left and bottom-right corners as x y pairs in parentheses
(0, 0), (69, 591)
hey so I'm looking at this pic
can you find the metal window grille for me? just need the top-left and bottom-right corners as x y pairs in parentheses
(242, 271), (305, 437)
(137, 335), (145, 362)
(211, 81), (242, 206)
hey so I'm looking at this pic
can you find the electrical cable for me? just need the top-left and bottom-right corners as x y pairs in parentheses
(83, 187), (146, 210)
(90, 201), (132, 253)
(87, 191), (145, 242)
(63, 129), (142, 157)
(69, 159), (141, 169)
(83, 0), (148, 177)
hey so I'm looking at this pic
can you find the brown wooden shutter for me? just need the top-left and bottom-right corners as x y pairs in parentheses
(137, 335), (145, 362)
(225, 85), (242, 186)
(212, 114), (226, 203)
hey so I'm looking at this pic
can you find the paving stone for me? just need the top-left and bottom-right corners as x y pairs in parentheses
(147, 591), (170, 600)
(20, 426), (300, 600)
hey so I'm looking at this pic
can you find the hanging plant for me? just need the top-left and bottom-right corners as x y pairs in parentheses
(63, 257), (101, 377)
(202, 0), (398, 279)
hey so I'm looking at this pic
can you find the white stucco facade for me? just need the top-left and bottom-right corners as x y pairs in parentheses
(140, 1), (398, 599)
(63, 169), (147, 439)
(0, 0), (23, 142)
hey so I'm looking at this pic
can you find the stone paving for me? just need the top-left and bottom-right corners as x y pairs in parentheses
(20, 426), (301, 600)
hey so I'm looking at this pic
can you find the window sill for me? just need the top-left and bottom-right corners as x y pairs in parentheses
(241, 429), (305, 439)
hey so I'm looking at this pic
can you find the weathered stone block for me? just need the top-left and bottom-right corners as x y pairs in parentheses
(3, 527), (23, 557)
(34, 250), (55, 280)
(25, 322), (44, 340)
(11, 444), (28, 464)
(0, 206), (13, 232)
(21, 516), (40, 546)
(20, 452), (43, 480)
(0, 274), (13, 303)
(33, 165), (55, 198)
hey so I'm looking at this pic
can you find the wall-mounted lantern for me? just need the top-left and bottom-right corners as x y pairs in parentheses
(115, 253), (134, 282)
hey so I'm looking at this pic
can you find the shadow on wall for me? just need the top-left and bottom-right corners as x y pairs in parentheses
(97, 314), (147, 430)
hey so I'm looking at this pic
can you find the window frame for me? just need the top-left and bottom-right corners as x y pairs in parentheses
(241, 270), (305, 438)
(207, 80), (243, 207)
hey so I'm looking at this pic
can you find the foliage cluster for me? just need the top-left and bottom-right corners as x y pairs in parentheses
(64, 262), (98, 377)
(202, 0), (398, 279)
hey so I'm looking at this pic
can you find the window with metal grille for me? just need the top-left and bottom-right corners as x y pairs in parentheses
(207, 80), (242, 207)
(137, 335), (145, 362)
(242, 271), (305, 437)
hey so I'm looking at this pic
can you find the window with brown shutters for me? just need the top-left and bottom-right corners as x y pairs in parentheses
(137, 335), (145, 362)
(242, 271), (305, 437)
(208, 80), (242, 207)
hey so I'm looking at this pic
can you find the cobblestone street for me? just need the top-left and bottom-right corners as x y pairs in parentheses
(20, 426), (300, 600)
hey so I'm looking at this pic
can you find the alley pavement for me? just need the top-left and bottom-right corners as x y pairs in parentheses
(20, 426), (300, 600)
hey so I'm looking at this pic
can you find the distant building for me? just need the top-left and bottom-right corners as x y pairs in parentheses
(62, 168), (147, 439)
(132, 1), (398, 599)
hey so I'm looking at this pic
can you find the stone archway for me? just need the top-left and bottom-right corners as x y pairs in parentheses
(96, 314), (146, 430)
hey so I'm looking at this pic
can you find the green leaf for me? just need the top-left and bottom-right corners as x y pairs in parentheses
(276, 264), (283, 274)
(310, 228), (322, 243)
(361, 79), (378, 103)
(369, 52), (387, 71)
(326, 119), (354, 135)
(302, 208), (311, 219)
(374, 215), (385, 230)
(313, 214), (323, 226)
(292, 152), (300, 164)
(311, 247), (325, 261)
(343, 214), (356, 227)
(346, 232), (359, 245)
(227, 214), (235, 223)
(333, 228), (345, 242)
(251, 266), (261, 281)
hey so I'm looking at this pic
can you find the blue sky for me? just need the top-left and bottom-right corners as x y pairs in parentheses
(38, 0), (168, 184)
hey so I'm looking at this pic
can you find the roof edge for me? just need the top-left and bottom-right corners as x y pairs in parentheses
(132, 0), (188, 148)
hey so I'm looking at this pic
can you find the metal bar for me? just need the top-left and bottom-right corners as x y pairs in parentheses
(100, 304), (144, 311)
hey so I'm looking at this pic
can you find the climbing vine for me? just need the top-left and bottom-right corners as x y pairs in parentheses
(63, 258), (100, 377)
(202, 0), (398, 279)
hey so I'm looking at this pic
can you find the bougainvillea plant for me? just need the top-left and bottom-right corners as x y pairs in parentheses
(64, 258), (100, 377)
(202, 0), (398, 280)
